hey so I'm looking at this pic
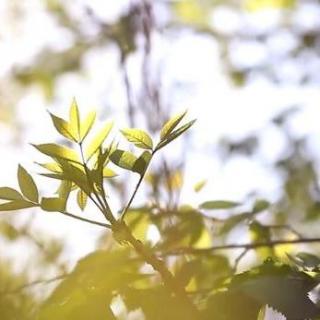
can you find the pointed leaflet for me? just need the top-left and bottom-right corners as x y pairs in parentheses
(0, 187), (23, 200)
(80, 110), (96, 142)
(156, 119), (196, 151)
(36, 162), (62, 173)
(109, 149), (138, 172)
(18, 165), (39, 203)
(85, 121), (113, 160)
(200, 200), (240, 210)
(77, 189), (87, 211)
(0, 200), (38, 211)
(120, 128), (153, 150)
(56, 180), (72, 211)
(49, 113), (75, 141)
(69, 98), (81, 141)
(160, 110), (187, 140)
(33, 143), (79, 163)
(103, 167), (117, 178)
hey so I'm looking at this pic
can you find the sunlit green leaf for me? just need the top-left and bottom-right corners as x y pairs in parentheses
(193, 179), (206, 193)
(49, 113), (75, 141)
(0, 187), (23, 200)
(109, 149), (138, 172)
(85, 121), (113, 160)
(37, 249), (141, 320)
(69, 98), (81, 141)
(200, 200), (240, 210)
(36, 162), (62, 173)
(156, 119), (196, 151)
(77, 189), (87, 211)
(40, 197), (66, 212)
(57, 180), (72, 211)
(121, 128), (153, 150)
(103, 167), (117, 178)
(160, 110), (187, 140)
(33, 143), (79, 163)
(80, 110), (96, 142)
(18, 165), (39, 203)
(0, 200), (38, 211)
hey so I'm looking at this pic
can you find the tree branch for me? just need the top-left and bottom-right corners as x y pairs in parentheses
(60, 211), (111, 229)
(162, 237), (320, 255)
(1, 274), (68, 295)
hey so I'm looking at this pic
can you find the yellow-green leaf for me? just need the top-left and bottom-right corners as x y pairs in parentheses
(80, 110), (96, 141)
(109, 149), (138, 171)
(49, 113), (75, 141)
(160, 110), (187, 140)
(121, 128), (153, 150)
(132, 151), (152, 175)
(0, 187), (23, 200)
(36, 162), (62, 173)
(77, 189), (87, 211)
(0, 200), (37, 211)
(200, 200), (240, 210)
(69, 98), (81, 141)
(103, 167), (117, 178)
(156, 119), (196, 151)
(33, 143), (79, 163)
(194, 180), (206, 193)
(18, 165), (39, 203)
(85, 121), (113, 160)
(40, 197), (65, 212)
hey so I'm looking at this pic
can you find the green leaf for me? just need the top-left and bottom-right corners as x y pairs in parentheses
(109, 149), (138, 172)
(36, 162), (62, 173)
(77, 189), (87, 211)
(120, 128), (153, 150)
(37, 250), (140, 320)
(160, 110), (187, 140)
(132, 151), (152, 175)
(156, 119), (196, 151)
(40, 197), (66, 212)
(193, 179), (206, 193)
(200, 200), (240, 210)
(0, 200), (38, 211)
(252, 199), (270, 213)
(18, 165), (39, 203)
(0, 187), (23, 200)
(69, 98), (81, 141)
(49, 113), (75, 141)
(33, 143), (79, 163)
(80, 110), (96, 142)
(103, 167), (117, 178)
(85, 121), (113, 160)
(56, 181), (72, 211)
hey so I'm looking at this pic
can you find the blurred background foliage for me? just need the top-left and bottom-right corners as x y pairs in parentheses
(1, 0), (320, 319)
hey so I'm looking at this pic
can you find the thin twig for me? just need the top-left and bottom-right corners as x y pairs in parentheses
(233, 249), (249, 273)
(162, 237), (320, 255)
(60, 211), (111, 229)
(1, 274), (68, 295)
(120, 152), (154, 220)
